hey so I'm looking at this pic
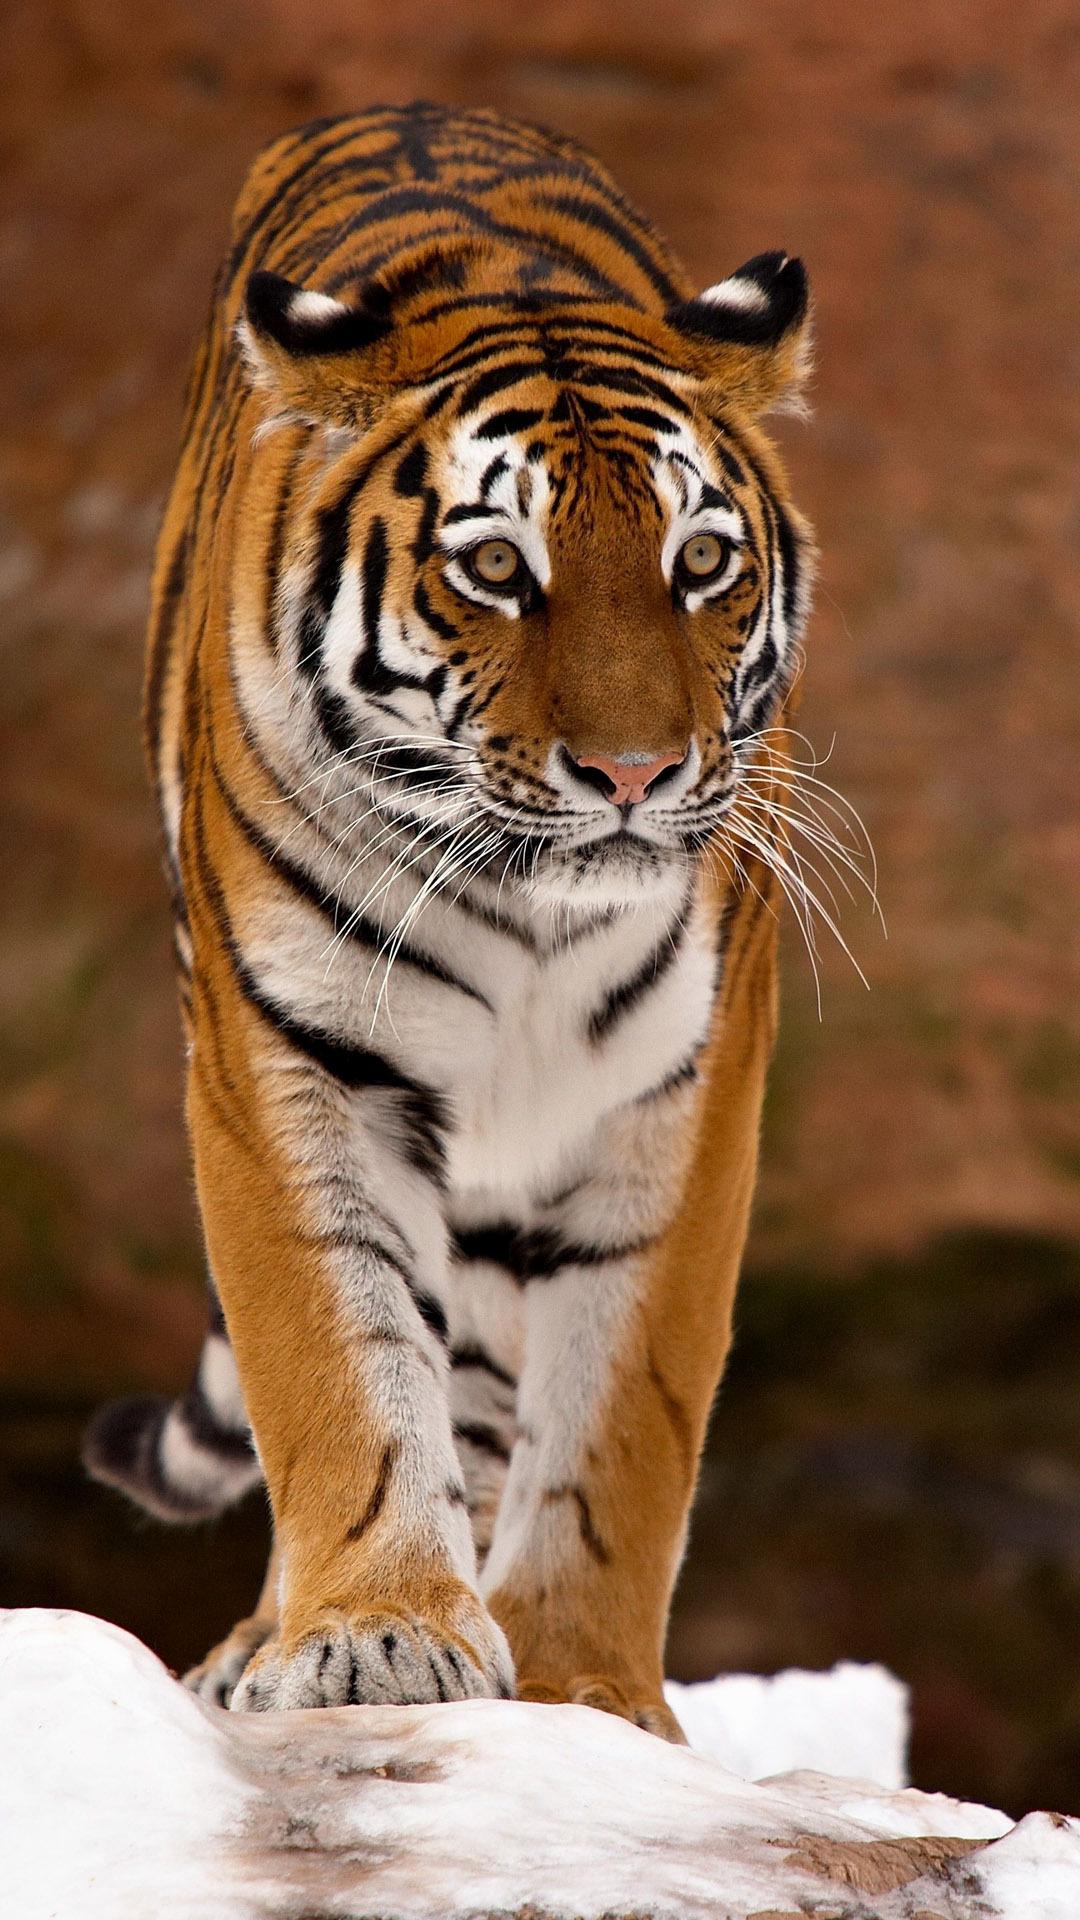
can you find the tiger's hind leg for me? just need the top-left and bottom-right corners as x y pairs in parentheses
(185, 1539), (281, 1708)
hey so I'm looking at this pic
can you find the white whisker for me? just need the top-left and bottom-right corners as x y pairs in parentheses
(728, 805), (870, 1002)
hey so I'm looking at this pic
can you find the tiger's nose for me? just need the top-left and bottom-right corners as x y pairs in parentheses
(570, 747), (687, 808)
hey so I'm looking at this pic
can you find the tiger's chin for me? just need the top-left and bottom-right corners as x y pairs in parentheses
(524, 833), (690, 915)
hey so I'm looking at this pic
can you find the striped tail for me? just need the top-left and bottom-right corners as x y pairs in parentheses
(83, 1290), (263, 1522)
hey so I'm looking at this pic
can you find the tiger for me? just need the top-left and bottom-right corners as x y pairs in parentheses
(84, 100), (814, 1738)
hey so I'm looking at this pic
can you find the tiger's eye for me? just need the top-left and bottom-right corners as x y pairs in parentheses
(679, 532), (729, 580)
(468, 539), (523, 587)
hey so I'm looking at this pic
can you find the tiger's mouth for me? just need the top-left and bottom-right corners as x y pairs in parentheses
(354, 736), (733, 911)
(491, 790), (737, 859)
(504, 780), (742, 906)
(519, 828), (687, 911)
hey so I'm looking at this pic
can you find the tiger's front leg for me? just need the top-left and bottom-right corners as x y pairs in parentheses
(482, 899), (776, 1738)
(186, 971), (513, 1714)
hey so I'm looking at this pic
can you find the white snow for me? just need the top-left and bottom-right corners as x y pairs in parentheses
(665, 1657), (909, 1787)
(2, 1608), (1077, 1919)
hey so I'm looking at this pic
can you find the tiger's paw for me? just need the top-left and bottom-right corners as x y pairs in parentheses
(184, 1612), (277, 1709)
(519, 1673), (687, 1743)
(230, 1592), (514, 1712)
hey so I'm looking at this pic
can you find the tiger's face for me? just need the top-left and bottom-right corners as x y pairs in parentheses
(242, 255), (814, 909)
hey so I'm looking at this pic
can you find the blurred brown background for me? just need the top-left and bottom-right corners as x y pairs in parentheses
(2, 0), (1078, 1817)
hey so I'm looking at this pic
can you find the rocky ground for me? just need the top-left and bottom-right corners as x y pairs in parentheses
(1, 0), (1078, 1820)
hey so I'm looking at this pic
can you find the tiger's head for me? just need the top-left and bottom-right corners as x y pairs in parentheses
(240, 253), (815, 911)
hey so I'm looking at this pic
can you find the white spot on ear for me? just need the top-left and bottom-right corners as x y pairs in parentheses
(698, 275), (771, 314)
(288, 289), (350, 326)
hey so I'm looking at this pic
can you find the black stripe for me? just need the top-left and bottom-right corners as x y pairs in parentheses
(543, 1483), (610, 1564)
(179, 1377), (255, 1461)
(394, 441), (428, 496)
(233, 958), (449, 1180)
(351, 515), (391, 694)
(636, 1050), (704, 1104)
(532, 189), (680, 303)
(455, 359), (540, 415)
(227, 119), (388, 274)
(717, 423), (779, 726)
(587, 916), (686, 1044)
(206, 1282), (228, 1337)
(450, 1343), (517, 1389)
(410, 489), (442, 573)
(614, 402), (681, 435)
(413, 577), (460, 641)
(472, 406), (545, 442)
(450, 1221), (533, 1277)
(775, 498), (802, 626)
(450, 1221), (655, 1284)
(568, 362), (694, 414)
(145, 529), (189, 768)
(412, 1289), (449, 1341)
(415, 311), (681, 381)
(345, 1441), (398, 1541)
(453, 1421), (511, 1463)
(324, 185), (632, 300)
(349, 521), (434, 700)
(297, 489), (353, 679)
(698, 479), (731, 513)
(322, 220), (491, 297)
(186, 795), (256, 1141)
(210, 750), (493, 1011)
(444, 877), (539, 952)
(442, 498), (498, 526)
(715, 442), (747, 487)
(264, 441), (306, 652)
(744, 634), (778, 694)
(297, 1224), (417, 1285)
(646, 1347), (694, 1481)
(294, 383), (458, 688)
(480, 453), (510, 497)
(313, 684), (357, 756)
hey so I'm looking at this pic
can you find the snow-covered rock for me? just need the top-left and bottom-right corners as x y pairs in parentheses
(2, 1608), (1075, 1919)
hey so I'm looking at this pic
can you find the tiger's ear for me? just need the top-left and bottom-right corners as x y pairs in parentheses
(237, 271), (396, 428)
(666, 252), (811, 418)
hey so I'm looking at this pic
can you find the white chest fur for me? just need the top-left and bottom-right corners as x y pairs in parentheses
(446, 899), (717, 1199)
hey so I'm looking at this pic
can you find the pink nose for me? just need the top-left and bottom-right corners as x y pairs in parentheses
(572, 748), (686, 808)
